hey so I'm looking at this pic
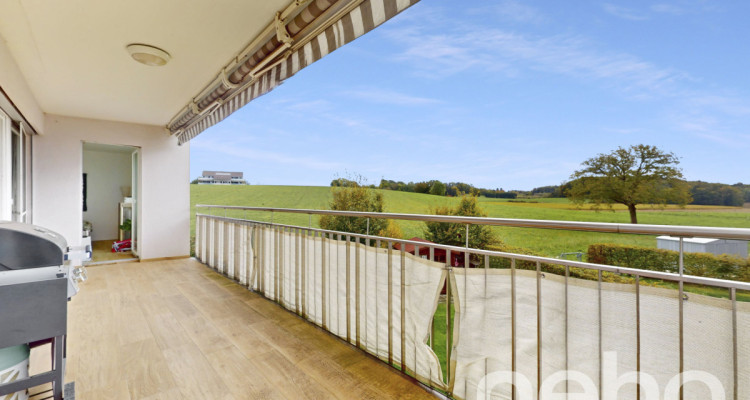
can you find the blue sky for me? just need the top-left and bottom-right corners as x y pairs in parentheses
(190, 0), (750, 190)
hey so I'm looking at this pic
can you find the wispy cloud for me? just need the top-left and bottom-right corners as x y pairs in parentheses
(650, 4), (685, 15)
(386, 24), (686, 98)
(602, 3), (649, 21)
(341, 87), (440, 106)
(283, 99), (333, 113)
(604, 2), (719, 19)
(667, 112), (750, 148)
(469, 1), (546, 24)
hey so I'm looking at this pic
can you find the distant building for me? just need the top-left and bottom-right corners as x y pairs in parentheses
(656, 236), (748, 259)
(198, 171), (247, 185)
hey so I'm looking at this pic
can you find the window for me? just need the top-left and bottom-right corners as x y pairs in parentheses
(0, 109), (32, 222)
(0, 108), (10, 220)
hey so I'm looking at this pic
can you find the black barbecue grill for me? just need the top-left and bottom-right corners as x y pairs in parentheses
(0, 222), (85, 400)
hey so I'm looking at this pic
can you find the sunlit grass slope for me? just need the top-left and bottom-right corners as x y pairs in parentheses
(191, 185), (750, 257)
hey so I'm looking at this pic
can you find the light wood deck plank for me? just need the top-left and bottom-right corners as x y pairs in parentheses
(60, 258), (436, 399)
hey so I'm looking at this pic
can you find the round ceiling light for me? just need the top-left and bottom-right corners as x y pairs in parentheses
(126, 44), (171, 66)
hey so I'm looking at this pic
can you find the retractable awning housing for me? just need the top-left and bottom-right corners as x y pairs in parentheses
(168, 0), (419, 145)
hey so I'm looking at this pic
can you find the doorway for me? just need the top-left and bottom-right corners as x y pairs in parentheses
(82, 142), (140, 264)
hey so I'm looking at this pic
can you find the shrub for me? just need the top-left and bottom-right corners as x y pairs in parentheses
(588, 243), (750, 282)
(486, 243), (634, 284)
(319, 184), (388, 238)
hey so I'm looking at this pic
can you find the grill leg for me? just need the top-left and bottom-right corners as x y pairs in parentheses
(53, 335), (64, 400)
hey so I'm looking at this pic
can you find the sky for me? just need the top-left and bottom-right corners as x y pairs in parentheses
(189, 0), (750, 191)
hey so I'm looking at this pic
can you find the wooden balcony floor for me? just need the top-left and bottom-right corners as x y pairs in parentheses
(55, 258), (439, 399)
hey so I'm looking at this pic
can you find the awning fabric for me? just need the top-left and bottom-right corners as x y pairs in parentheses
(171, 0), (419, 145)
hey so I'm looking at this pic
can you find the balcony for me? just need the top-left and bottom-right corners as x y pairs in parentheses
(25, 206), (748, 399)
(40, 258), (438, 399)
(190, 206), (750, 400)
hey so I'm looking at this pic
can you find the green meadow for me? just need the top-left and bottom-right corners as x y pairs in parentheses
(191, 185), (750, 258)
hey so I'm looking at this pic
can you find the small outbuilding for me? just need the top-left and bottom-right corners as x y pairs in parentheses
(656, 236), (748, 259)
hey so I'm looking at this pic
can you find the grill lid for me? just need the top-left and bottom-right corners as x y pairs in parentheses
(0, 222), (67, 271)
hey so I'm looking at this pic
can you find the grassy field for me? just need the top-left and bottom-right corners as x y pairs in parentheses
(191, 184), (750, 258)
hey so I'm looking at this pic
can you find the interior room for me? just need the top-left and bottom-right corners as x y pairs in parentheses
(81, 142), (139, 264)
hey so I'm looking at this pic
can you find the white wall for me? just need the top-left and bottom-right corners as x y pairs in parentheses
(34, 115), (190, 259)
(83, 148), (132, 241)
(0, 35), (44, 134)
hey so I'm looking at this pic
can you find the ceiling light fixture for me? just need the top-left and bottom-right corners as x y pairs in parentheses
(126, 44), (171, 66)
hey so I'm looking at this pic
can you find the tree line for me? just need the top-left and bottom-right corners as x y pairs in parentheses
(332, 178), (517, 199)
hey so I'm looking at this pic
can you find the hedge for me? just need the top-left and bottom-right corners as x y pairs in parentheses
(486, 244), (634, 284)
(588, 243), (750, 282)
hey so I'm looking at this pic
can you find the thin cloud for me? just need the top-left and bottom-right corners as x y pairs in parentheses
(602, 4), (649, 21)
(342, 88), (441, 106)
(387, 24), (686, 97)
(469, 1), (546, 24)
(650, 4), (685, 15)
(284, 99), (333, 113)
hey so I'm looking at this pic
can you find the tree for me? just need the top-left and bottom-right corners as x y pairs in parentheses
(378, 220), (403, 240)
(424, 195), (497, 250)
(330, 177), (358, 187)
(429, 181), (446, 196)
(566, 144), (691, 224)
(319, 184), (388, 237)
(414, 181), (431, 193)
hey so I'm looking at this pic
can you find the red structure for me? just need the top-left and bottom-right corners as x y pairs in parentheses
(393, 237), (466, 267)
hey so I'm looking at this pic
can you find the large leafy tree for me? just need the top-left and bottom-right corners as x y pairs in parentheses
(424, 195), (497, 249)
(566, 144), (691, 224)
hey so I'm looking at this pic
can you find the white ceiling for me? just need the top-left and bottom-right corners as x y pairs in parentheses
(0, 0), (289, 127)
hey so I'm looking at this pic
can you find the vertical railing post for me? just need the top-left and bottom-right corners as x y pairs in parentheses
(636, 274), (641, 400)
(536, 260), (542, 395)
(731, 287), (738, 400)
(387, 241), (394, 366)
(355, 234), (361, 349)
(482, 254), (494, 398)
(321, 231), (327, 330)
(598, 270), (603, 397)
(511, 258), (517, 400)
(346, 234), (352, 344)
(301, 227), (307, 319)
(195, 214), (201, 260)
(295, 228), (300, 314)
(565, 265), (570, 395)
(400, 243), (406, 372)
(446, 249), (452, 390)
(678, 237), (684, 400)
(429, 245), (435, 359)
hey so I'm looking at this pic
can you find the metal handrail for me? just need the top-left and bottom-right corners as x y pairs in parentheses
(196, 205), (750, 240)
(197, 213), (750, 291)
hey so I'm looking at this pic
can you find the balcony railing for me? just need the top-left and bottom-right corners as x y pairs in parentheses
(195, 205), (750, 400)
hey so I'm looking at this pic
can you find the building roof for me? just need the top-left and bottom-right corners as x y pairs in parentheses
(656, 236), (722, 244)
(202, 171), (243, 178)
(393, 237), (437, 254)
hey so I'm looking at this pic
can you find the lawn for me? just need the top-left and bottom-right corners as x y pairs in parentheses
(191, 185), (750, 258)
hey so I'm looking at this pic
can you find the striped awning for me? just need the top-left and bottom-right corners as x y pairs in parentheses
(169, 0), (419, 145)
